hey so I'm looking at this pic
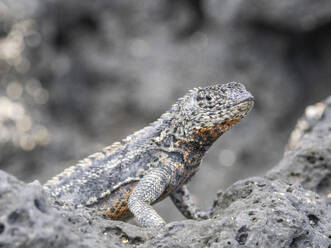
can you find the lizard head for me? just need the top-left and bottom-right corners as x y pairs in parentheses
(194, 82), (254, 120)
(179, 82), (254, 144)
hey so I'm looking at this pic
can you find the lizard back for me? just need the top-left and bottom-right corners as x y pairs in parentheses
(44, 119), (169, 207)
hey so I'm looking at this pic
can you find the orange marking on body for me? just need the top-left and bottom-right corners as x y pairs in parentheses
(195, 116), (243, 141)
(103, 200), (131, 220)
(102, 182), (138, 220)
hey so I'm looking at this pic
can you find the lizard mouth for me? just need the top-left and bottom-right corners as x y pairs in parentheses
(236, 96), (254, 113)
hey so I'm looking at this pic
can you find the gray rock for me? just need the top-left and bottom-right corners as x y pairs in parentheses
(1, 170), (329, 248)
(0, 170), (150, 248)
(268, 96), (331, 197)
(0, 171), (78, 248)
(143, 177), (330, 248)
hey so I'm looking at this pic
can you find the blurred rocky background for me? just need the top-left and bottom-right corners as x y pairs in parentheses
(1, 0), (331, 223)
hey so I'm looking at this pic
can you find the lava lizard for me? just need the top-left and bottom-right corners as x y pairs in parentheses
(44, 82), (254, 228)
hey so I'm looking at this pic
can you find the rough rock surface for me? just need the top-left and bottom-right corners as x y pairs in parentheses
(268, 97), (331, 197)
(0, 174), (329, 247)
(0, 171), (150, 248)
(1, 97), (331, 247)
(267, 97), (331, 212)
(143, 178), (330, 248)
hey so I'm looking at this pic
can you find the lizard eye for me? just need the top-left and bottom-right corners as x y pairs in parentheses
(196, 90), (205, 101)
(206, 95), (212, 101)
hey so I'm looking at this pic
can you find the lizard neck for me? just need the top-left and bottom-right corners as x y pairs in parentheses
(161, 103), (243, 150)
(152, 106), (239, 160)
(170, 115), (242, 168)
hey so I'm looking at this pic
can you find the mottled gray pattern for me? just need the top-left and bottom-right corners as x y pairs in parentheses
(44, 82), (254, 228)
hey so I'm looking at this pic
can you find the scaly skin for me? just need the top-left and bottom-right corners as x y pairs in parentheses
(44, 82), (254, 228)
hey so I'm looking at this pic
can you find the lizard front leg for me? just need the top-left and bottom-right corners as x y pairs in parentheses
(128, 166), (173, 228)
(170, 185), (212, 220)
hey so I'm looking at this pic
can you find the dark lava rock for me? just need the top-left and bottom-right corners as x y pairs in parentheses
(0, 170), (150, 248)
(0, 171), (78, 248)
(142, 178), (330, 248)
(268, 96), (331, 197)
(1, 170), (330, 248)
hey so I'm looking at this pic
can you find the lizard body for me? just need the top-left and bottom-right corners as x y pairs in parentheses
(44, 82), (254, 228)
